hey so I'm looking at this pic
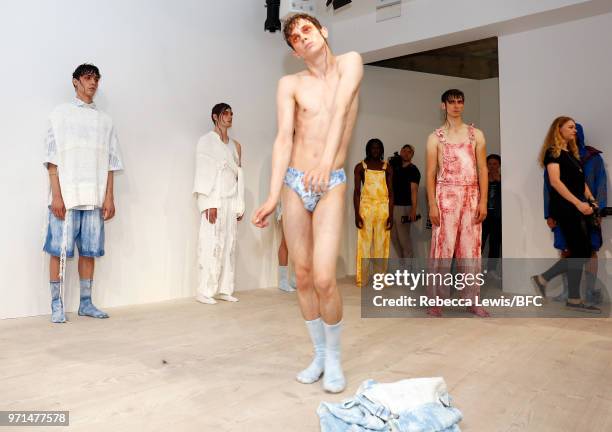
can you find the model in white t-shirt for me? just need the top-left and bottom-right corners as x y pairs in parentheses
(43, 63), (123, 323)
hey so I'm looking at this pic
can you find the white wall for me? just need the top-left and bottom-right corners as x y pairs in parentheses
(479, 78), (501, 156)
(325, 0), (607, 62)
(499, 11), (612, 260)
(0, 0), (301, 319)
(341, 66), (482, 273)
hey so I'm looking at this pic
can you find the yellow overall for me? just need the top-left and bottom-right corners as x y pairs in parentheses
(356, 160), (390, 287)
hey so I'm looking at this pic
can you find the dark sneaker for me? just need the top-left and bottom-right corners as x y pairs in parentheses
(531, 275), (547, 298)
(565, 302), (601, 314)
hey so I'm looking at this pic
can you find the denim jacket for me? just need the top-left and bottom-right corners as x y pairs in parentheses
(318, 378), (463, 432)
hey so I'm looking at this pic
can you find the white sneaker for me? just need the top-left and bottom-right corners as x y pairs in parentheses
(216, 294), (239, 302)
(196, 295), (217, 304)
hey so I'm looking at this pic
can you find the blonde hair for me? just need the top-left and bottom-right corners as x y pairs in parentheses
(538, 116), (579, 167)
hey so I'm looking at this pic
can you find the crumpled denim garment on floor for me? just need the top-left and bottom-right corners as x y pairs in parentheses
(317, 378), (462, 432)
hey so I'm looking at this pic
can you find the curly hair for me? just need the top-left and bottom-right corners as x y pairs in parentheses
(538, 116), (579, 167)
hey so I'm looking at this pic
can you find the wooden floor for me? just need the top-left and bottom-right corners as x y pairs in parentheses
(1, 281), (612, 432)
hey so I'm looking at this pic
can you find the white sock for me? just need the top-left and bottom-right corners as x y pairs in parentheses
(296, 318), (325, 384)
(322, 320), (346, 393)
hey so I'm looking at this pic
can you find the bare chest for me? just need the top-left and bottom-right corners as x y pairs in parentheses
(294, 76), (339, 120)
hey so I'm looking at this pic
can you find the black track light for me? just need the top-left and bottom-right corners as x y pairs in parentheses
(265, 0), (281, 33)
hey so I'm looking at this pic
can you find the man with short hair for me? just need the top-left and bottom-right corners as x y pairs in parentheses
(252, 13), (363, 393)
(390, 144), (420, 258)
(44, 63), (123, 323)
(426, 89), (489, 317)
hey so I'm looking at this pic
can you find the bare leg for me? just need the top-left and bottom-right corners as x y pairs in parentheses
(312, 184), (347, 392)
(281, 186), (325, 384)
(311, 184), (345, 324)
(278, 226), (296, 292)
(50, 255), (60, 282)
(281, 186), (317, 318)
(278, 226), (289, 266)
(78, 256), (95, 280)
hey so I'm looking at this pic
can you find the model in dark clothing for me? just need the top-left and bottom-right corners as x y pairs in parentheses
(482, 154), (501, 276)
(531, 116), (600, 314)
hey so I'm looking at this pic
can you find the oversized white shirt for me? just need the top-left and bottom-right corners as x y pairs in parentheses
(44, 98), (123, 210)
(193, 131), (244, 216)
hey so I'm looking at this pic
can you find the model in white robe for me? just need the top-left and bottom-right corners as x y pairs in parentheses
(193, 131), (244, 300)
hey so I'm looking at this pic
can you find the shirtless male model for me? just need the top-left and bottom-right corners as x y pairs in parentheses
(252, 13), (363, 393)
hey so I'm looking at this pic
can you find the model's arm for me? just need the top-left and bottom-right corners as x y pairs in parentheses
(543, 172), (551, 219)
(547, 163), (592, 215)
(268, 76), (295, 204)
(252, 76), (296, 228)
(304, 52), (363, 192)
(47, 163), (66, 220)
(104, 125), (123, 221)
(425, 134), (440, 226)
(386, 164), (394, 230)
(353, 163), (363, 229)
(44, 124), (66, 220)
(410, 181), (419, 221)
(103, 171), (115, 220)
(543, 172), (557, 229)
(474, 129), (488, 223)
(584, 184), (596, 203)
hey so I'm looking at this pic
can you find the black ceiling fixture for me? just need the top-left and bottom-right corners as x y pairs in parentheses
(265, 0), (281, 33)
(326, 0), (352, 9)
(267, 0), (352, 34)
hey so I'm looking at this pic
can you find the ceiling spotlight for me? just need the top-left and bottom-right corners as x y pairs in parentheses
(265, 0), (281, 33)
(326, 0), (352, 10)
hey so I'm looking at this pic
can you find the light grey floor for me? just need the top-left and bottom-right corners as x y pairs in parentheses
(2, 281), (612, 431)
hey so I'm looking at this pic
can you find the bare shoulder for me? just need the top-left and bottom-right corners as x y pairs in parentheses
(338, 52), (363, 75)
(472, 126), (486, 142)
(426, 132), (440, 154)
(278, 72), (303, 87)
(278, 74), (300, 91)
(338, 51), (363, 67)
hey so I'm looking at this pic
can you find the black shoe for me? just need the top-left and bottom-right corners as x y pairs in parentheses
(531, 275), (546, 297)
(565, 302), (601, 314)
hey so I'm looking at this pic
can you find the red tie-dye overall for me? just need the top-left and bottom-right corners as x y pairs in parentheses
(431, 125), (481, 259)
(428, 125), (486, 315)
